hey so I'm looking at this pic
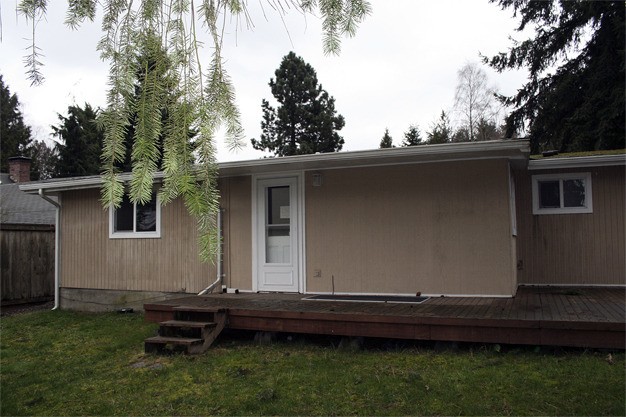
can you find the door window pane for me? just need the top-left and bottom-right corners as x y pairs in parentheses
(267, 186), (290, 225)
(266, 186), (290, 263)
(563, 179), (586, 208)
(538, 180), (560, 208)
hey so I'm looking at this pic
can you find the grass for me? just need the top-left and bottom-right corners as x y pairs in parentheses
(1, 310), (624, 416)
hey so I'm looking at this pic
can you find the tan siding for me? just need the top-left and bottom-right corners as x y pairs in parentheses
(221, 176), (252, 290)
(305, 160), (516, 296)
(60, 189), (214, 293)
(515, 166), (626, 285)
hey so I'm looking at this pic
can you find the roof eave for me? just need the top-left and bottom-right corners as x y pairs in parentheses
(528, 154), (626, 170)
(20, 139), (530, 193)
(219, 139), (530, 176)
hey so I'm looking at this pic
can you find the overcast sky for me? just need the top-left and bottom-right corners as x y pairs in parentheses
(0, 0), (529, 162)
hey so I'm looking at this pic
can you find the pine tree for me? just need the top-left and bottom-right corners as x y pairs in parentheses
(0, 75), (33, 172)
(379, 128), (394, 148)
(426, 111), (452, 144)
(402, 125), (423, 146)
(53, 103), (104, 177)
(251, 52), (345, 156)
(485, 0), (624, 152)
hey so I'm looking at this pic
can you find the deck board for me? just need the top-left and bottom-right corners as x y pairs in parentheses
(144, 286), (625, 349)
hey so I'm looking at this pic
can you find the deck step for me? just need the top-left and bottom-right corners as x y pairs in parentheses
(145, 336), (203, 346)
(159, 320), (217, 329)
(172, 306), (227, 313)
(145, 308), (228, 355)
(144, 335), (204, 354)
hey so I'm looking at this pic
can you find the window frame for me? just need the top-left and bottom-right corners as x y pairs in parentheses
(109, 194), (161, 239)
(531, 172), (593, 215)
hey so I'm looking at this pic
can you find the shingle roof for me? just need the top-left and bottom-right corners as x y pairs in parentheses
(0, 178), (56, 225)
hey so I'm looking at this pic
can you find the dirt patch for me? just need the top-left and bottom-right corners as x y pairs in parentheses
(0, 301), (54, 316)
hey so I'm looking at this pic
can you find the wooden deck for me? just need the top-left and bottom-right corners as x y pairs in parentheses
(144, 286), (625, 349)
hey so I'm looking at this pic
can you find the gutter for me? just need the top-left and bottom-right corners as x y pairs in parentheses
(38, 189), (61, 310)
(198, 209), (223, 295)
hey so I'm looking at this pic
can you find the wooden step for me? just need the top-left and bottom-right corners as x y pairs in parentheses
(145, 336), (203, 346)
(159, 320), (217, 329)
(145, 307), (228, 355)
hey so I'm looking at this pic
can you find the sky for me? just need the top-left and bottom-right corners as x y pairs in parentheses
(0, 0), (529, 162)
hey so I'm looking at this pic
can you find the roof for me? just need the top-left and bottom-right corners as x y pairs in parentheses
(0, 173), (12, 184)
(528, 153), (626, 170)
(20, 140), (530, 194)
(0, 179), (56, 225)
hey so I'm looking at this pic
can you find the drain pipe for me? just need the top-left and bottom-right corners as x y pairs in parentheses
(198, 209), (223, 295)
(39, 189), (61, 310)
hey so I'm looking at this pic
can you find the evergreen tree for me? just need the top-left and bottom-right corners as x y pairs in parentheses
(379, 128), (394, 148)
(451, 127), (470, 143)
(53, 103), (104, 177)
(251, 52), (345, 156)
(475, 118), (502, 141)
(426, 111), (452, 144)
(30, 140), (59, 180)
(402, 125), (423, 146)
(116, 35), (187, 174)
(485, 0), (624, 152)
(0, 75), (33, 172)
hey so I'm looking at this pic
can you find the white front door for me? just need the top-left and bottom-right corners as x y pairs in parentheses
(256, 177), (300, 292)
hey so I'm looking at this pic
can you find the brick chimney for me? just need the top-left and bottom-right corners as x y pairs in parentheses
(8, 156), (31, 183)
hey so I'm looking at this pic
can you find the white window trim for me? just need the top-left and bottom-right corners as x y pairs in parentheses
(532, 172), (593, 215)
(109, 195), (162, 239)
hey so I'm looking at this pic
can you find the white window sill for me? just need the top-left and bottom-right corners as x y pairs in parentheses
(109, 232), (161, 239)
(533, 206), (593, 215)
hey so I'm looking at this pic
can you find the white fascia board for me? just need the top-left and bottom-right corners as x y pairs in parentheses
(19, 172), (166, 194)
(528, 154), (626, 170)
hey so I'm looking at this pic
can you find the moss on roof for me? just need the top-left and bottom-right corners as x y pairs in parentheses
(530, 149), (626, 160)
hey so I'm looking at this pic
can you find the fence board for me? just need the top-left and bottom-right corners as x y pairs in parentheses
(1, 224), (54, 303)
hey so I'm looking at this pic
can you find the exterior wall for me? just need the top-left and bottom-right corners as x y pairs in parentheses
(60, 189), (214, 294)
(220, 176), (253, 290)
(515, 165), (625, 285)
(305, 159), (517, 296)
(1, 224), (55, 303)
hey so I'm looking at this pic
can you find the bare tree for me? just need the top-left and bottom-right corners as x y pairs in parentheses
(453, 63), (500, 141)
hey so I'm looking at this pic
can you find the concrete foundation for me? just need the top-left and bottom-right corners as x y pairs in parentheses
(59, 287), (194, 312)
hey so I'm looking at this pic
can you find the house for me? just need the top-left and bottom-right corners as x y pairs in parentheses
(18, 140), (625, 312)
(1, 157), (57, 305)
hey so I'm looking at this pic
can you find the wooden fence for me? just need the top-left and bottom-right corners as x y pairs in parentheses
(1, 224), (55, 304)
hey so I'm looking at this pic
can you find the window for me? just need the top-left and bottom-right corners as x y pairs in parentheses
(532, 172), (592, 214)
(109, 193), (161, 238)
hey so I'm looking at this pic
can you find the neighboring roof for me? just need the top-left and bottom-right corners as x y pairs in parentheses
(20, 140), (530, 194)
(0, 180), (56, 225)
(528, 152), (626, 170)
(529, 148), (625, 160)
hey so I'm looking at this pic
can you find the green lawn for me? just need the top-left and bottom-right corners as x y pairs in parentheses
(1, 310), (624, 416)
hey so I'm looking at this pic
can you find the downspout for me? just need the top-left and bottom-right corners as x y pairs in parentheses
(39, 189), (61, 310)
(198, 208), (223, 295)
